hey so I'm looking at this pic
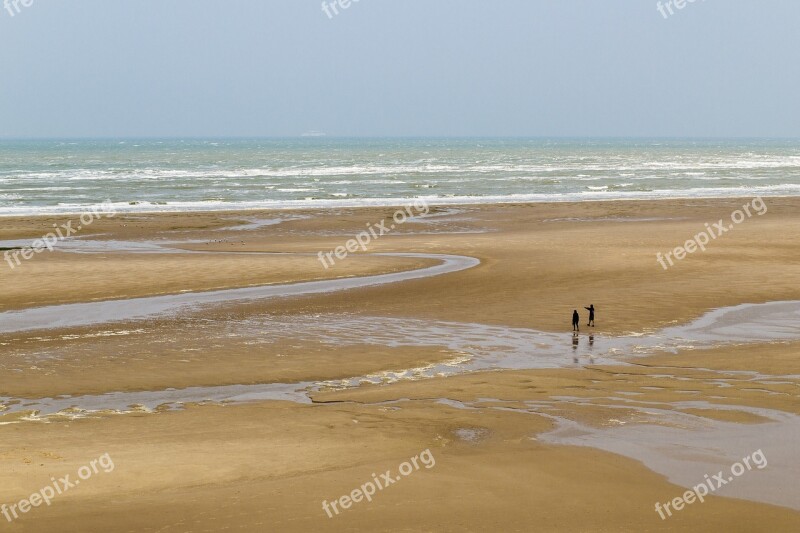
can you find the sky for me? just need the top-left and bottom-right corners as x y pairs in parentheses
(0, 0), (799, 138)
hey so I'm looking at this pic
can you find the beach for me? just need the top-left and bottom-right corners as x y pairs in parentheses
(0, 198), (798, 531)
(3, 0), (799, 529)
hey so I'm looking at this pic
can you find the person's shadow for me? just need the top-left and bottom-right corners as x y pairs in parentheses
(572, 333), (580, 363)
(571, 334), (597, 364)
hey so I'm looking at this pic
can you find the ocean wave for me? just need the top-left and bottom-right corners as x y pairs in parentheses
(2, 140), (800, 216)
(4, 156), (800, 182)
(2, 185), (800, 217)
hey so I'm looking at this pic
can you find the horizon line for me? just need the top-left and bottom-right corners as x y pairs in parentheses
(2, 135), (800, 142)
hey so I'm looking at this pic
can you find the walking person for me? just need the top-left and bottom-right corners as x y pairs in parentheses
(572, 309), (580, 332)
(584, 304), (595, 327)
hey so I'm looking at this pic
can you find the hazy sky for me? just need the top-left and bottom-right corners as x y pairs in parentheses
(1, 0), (798, 138)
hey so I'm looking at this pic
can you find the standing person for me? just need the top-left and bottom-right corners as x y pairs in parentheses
(584, 304), (595, 327)
(572, 310), (580, 332)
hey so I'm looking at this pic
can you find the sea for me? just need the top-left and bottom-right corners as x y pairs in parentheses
(1, 138), (799, 216)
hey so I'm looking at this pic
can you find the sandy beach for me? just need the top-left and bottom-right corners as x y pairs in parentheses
(4, 1), (799, 530)
(1, 198), (799, 532)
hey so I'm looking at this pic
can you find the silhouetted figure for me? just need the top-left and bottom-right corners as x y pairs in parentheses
(584, 304), (595, 327)
(572, 310), (580, 332)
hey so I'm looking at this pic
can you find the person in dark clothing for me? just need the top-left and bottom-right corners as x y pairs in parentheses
(584, 304), (595, 327)
(572, 310), (580, 332)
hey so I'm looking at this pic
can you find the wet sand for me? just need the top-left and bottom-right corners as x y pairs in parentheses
(1, 198), (799, 531)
